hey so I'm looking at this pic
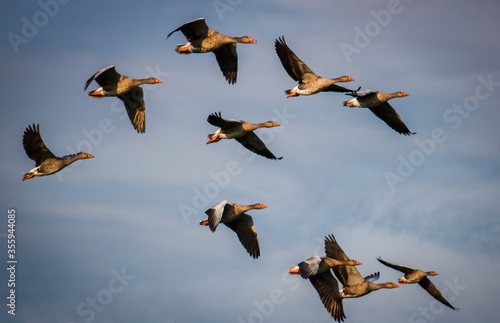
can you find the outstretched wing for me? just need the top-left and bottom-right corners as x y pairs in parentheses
(166, 17), (211, 41)
(235, 132), (282, 160)
(84, 65), (120, 90)
(22, 123), (56, 166)
(275, 36), (317, 83)
(204, 200), (228, 232)
(344, 89), (376, 98)
(207, 112), (242, 129)
(325, 234), (364, 287)
(368, 102), (414, 135)
(323, 83), (355, 93)
(297, 256), (322, 278)
(419, 277), (459, 311)
(118, 86), (146, 133)
(376, 257), (415, 275)
(224, 213), (260, 259)
(363, 272), (380, 282)
(309, 271), (346, 322)
(213, 43), (238, 84)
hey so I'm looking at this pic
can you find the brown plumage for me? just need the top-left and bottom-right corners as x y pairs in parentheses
(84, 65), (162, 133)
(343, 89), (414, 135)
(377, 257), (458, 310)
(166, 18), (256, 84)
(206, 112), (282, 160)
(275, 36), (355, 97)
(199, 201), (267, 259)
(22, 123), (94, 181)
(288, 235), (362, 322)
(324, 234), (399, 298)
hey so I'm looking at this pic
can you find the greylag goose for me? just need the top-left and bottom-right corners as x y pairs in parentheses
(275, 36), (355, 97)
(84, 65), (162, 133)
(288, 235), (362, 322)
(200, 201), (267, 259)
(377, 257), (458, 310)
(324, 234), (399, 298)
(22, 124), (94, 181)
(206, 112), (282, 160)
(166, 18), (256, 84)
(343, 90), (414, 135)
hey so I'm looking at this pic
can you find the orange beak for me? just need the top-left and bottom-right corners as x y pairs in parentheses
(176, 43), (191, 52)
(89, 89), (104, 98)
(155, 79), (162, 83)
(355, 261), (362, 265)
(206, 137), (218, 144)
(287, 92), (298, 98)
(22, 173), (34, 181)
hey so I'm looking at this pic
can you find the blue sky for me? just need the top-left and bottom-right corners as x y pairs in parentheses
(1, 0), (499, 322)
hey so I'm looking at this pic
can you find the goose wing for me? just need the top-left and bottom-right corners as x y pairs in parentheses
(118, 86), (146, 133)
(309, 271), (346, 322)
(207, 112), (242, 128)
(235, 132), (282, 160)
(376, 257), (415, 275)
(418, 277), (458, 310)
(224, 213), (260, 259)
(22, 123), (56, 166)
(275, 36), (317, 83)
(167, 17), (212, 41)
(297, 256), (322, 278)
(84, 65), (120, 90)
(368, 102), (414, 135)
(213, 44), (238, 84)
(324, 234), (365, 287)
(363, 272), (380, 282)
(204, 200), (228, 232)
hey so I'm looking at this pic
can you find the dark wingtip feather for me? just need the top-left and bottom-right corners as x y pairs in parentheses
(207, 111), (222, 123)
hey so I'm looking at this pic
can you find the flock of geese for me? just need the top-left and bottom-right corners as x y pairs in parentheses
(21, 17), (457, 321)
